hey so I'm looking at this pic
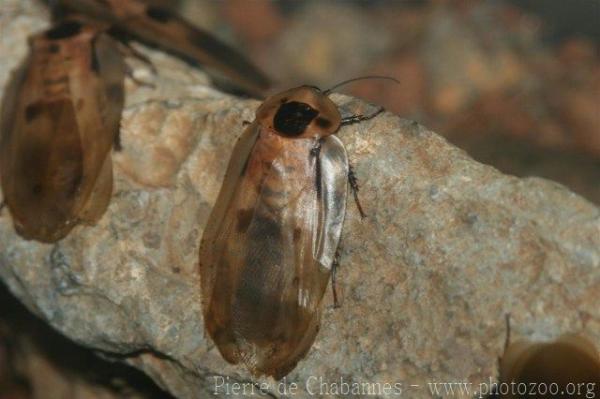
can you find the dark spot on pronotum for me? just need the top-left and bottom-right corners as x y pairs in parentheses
(237, 209), (254, 233)
(293, 227), (302, 243)
(145, 6), (173, 23)
(173, 267), (180, 273)
(315, 117), (331, 129)
(48, 44), (60, 53)
(280, 97), (288, 104)
(46, 21), (82, 40)
(273, 101), (318, 137)
(25, 103), (43, 122)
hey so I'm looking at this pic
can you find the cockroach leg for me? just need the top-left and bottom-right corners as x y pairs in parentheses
(118, 41), (157, 74)
(331, 248), (342, 309)
(340, 106), (384, 126)
(125, 64), (155, 88)
(348, 165), (366, 218)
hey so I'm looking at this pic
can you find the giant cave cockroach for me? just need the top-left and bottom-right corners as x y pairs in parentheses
(0, 19), (125, 242)
(53, 0), (271, 97)
(199, 77), (397, 378)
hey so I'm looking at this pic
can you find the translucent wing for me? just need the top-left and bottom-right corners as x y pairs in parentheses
(200, 126), (348, 378)
(0, 29), (124, 242)
(72, 33), (125, 224)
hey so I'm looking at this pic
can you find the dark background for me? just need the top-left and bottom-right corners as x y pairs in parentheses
(1, 1), (598, 397)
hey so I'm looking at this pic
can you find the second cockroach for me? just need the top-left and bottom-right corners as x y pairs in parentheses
(0, 19), (125, 242)
(199, 78), (394, 378)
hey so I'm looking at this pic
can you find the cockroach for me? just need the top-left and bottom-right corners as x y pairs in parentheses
(494, 316), (600, 398)
(199, 77), (397, 378)
(53, 0), (271, 97)
(0, 19), (125, 243)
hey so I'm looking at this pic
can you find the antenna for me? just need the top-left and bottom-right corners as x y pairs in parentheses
(323, 75), (399, 95)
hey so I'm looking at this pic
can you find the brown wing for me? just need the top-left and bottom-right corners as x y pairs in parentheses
(57, 0), (271, 97)
(200, 125), (348, 378)
(0, 27), (124, 242)
(0, 53), (84, 241)
(0, 55), (29, 182)
(70, 32), (125, 224)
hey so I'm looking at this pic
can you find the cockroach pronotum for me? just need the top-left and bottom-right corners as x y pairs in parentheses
(199, 77), (398, 378)
(53, 0), (271, 97)
(0, 19), (125, 243)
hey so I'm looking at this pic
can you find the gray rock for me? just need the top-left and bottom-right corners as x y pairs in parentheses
(1, 1), (598, 398)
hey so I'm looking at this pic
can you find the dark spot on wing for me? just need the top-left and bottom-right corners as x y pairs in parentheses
(25, 103), (43, 122)
(46, 21), (82, 40)
(315, 117), (331, 129)
(32, 183), (42, 195)
(237, 208), (254, 233)
(273, 101), (318, 137)
(49, 44), (60, 53)
(107, 83), (123, 102)
(90, 43), (100, 73)
(250, 215), (280, 242)
(293, 227), (302, 243)
(145, 6), (173, 23)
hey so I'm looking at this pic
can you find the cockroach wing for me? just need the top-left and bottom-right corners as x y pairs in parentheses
(199, 123), (261, 314)
(316, 135), (348, 268)
(200, 126), (348, 378)
(0, 57), (29, 176)
(0, 30), (124, 242)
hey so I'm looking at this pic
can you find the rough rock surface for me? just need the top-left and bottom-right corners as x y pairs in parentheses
(1, 1), (599, 398)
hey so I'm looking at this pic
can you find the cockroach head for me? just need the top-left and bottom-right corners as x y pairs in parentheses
(256, 86), (341, 139)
